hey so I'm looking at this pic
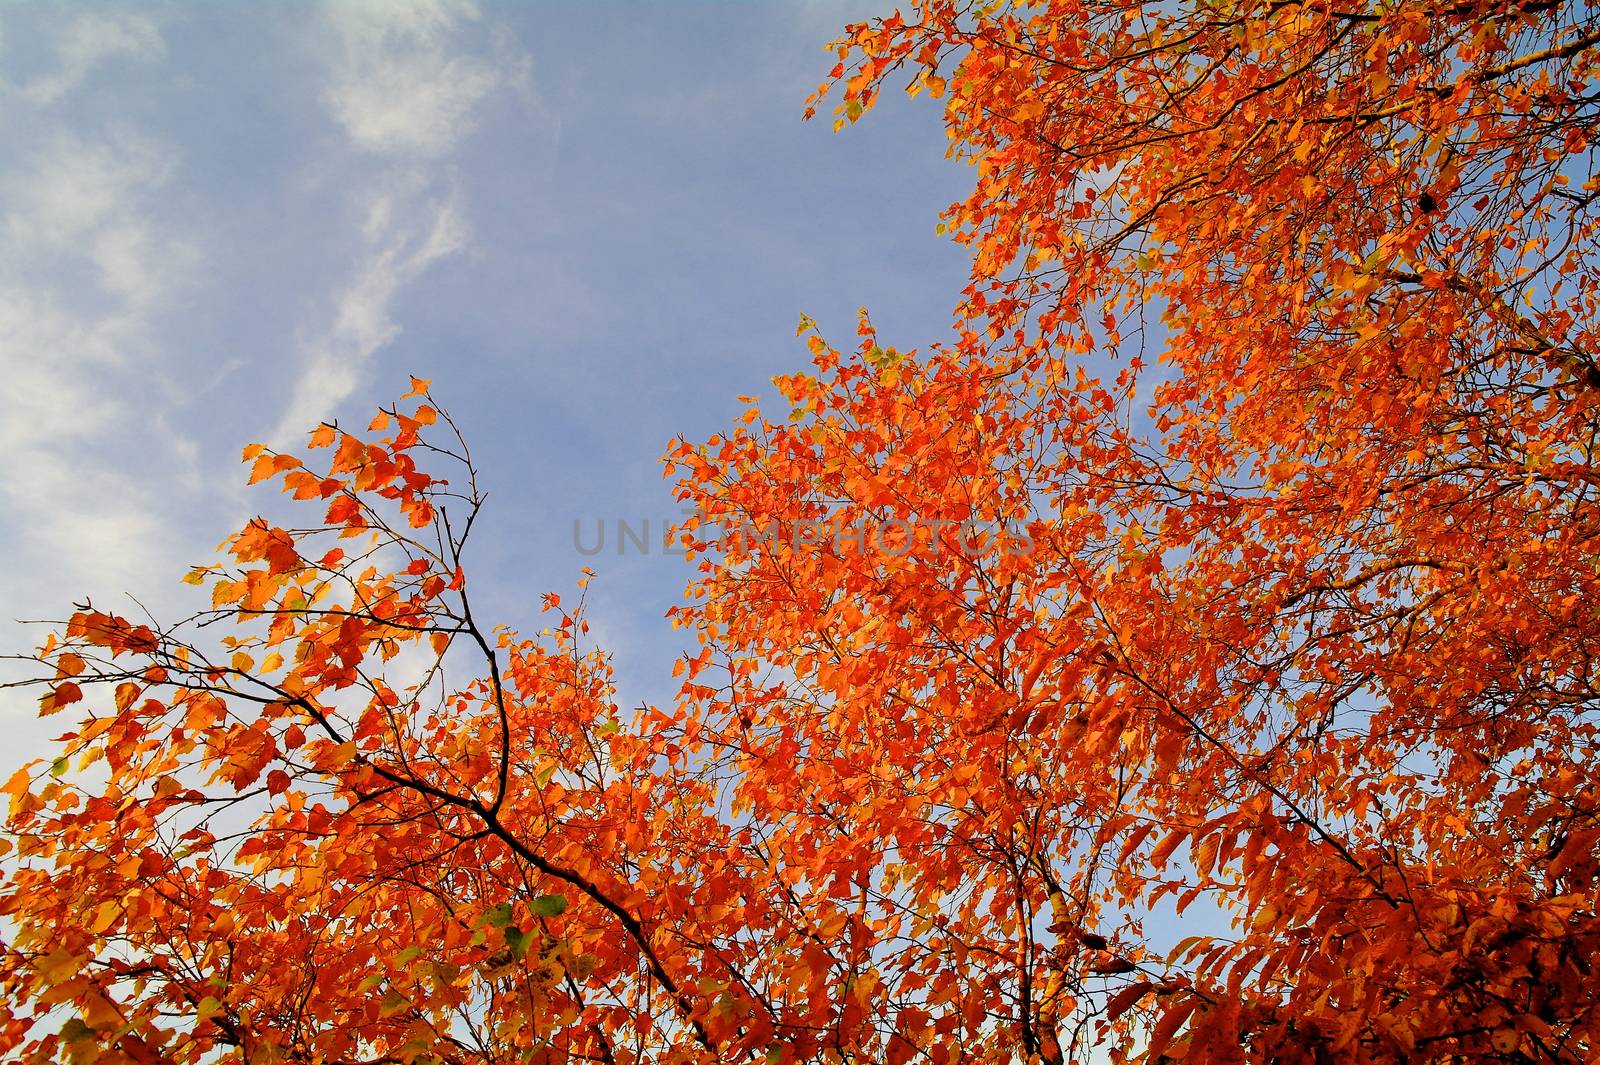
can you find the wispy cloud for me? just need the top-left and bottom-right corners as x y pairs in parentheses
(3, 129), (180, 312)
(321, 0), (520, 158)
(273, 174), (467, 441)
(0, 126), (198, 597)
(7, 11), (163, 107)
(274, 0), (535, 439)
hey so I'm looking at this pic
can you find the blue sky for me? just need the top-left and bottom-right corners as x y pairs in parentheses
(0, 1), (973, 752)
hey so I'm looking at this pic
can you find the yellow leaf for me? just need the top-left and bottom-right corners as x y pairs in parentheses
(88, 902), (120, 935)
(81, 989), (122, 1030)
(319, 740), (357, 770)
(37, 946), (81, 983)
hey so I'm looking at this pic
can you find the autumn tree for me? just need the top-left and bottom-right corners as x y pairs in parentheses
(6, 1), (1600, 1063)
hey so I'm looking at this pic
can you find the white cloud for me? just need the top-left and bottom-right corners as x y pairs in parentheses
(0, 57), (210, 768)
(2, 130), (182, 318)
(320, 0), (523, 158)
(9, 10), (164, 106)
(0, 129), (196, 596)
(0, 289), (125, 443)
(3, 130), (168, 249)
(273, 174), (468, 442)
(0, 14), (196, 795)
(271, 0), (536, 440)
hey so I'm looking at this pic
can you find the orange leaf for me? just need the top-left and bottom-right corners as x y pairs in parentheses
(39, 682), (83, 716)
(1145, 996), (1199, 1062)
(248, 453), (277, 484)
(2, 766), (31, 798)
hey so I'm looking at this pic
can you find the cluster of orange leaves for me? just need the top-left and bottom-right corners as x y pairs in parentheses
(5, 1), (1600, 1063)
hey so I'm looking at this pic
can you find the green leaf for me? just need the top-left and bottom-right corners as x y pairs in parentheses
(379, 989), (409, 1018)
(483, 902), (514, 928)
(503, 925), (530, 959)
(60, 1018), (96, 1041)
(530, 894), (568, 918)
(864, 344), (904, 369)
